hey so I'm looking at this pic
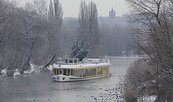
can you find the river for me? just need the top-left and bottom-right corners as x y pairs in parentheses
(0, 57), (137, 102)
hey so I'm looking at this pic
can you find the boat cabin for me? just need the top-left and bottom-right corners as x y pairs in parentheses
(56, 58), (79, 65)
(52, 58), (111, 81)
(65, 58), (79, 64)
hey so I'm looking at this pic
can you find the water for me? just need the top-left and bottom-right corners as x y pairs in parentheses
(0, 57), (137, 102)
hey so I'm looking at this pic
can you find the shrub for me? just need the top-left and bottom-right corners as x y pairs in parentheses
(124, 58), (157, 101)
(124, 83), (137, 102)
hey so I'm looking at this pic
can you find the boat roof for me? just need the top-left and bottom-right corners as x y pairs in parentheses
(53, 63), (111, 69)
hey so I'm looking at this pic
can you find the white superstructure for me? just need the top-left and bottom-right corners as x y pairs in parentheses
(52, 58), (111, 82)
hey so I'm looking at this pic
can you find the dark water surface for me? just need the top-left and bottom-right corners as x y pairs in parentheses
(0, 57), (137, 102)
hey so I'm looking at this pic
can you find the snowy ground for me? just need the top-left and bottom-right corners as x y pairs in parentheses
(138, 96), (156, 102)
(0, 63), (48, 77)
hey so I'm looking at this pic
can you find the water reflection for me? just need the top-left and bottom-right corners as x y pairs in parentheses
(0, 57), (137, 102)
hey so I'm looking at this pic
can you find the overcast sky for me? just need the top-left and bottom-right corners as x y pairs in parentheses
(19, 0), (129, 17)
(59, 0), (129, 17)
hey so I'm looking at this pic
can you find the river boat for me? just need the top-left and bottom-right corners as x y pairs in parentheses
(52, 58), (111, 82)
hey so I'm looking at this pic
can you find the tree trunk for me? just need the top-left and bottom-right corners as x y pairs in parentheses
(43, 54), (56, 68)
(20, 56), (31, 74)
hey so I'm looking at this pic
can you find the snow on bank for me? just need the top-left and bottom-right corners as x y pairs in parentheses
(24, 63), (44, 74)
(1, 68), (21, 77)
(47, 65), (53, 71)
(1, 68), (7, 76)
(14, 69), (20, 76)
(138, 96), (157, 102)
(0, 63), (52, 77)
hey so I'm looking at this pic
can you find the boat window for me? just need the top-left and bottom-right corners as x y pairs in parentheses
(56, 69), (58, 75)
(60, 69), (61, 74)
(76, 70), (78, 76)
(65, 59), (68, 63)
(100, 68), (103, 74)
(69, 59), (73, 63)
(53, 69), (56, 75)
(58, 69), (60, 75)
(71, 69), (73, 76)
(74, 70), (77, 76)
(67, 69), (70, 76)
(71, 68), (98, 77)
(74, 59), (77, 63)
(63, 69), (66, 75)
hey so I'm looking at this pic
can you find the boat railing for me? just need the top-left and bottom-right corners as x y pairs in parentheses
(55, 58), (110, 65)
(55, 58), (79, 65)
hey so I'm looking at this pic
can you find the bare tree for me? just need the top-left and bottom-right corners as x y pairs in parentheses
(71, 1), (99, 60)
(0, 0), (52, 75)
(25, 0), (47, 16)
(99, 21), (133, 56)
(125, 0), (173, 101)
(44, 0), (63, 67)
(87, 1), (100, 57)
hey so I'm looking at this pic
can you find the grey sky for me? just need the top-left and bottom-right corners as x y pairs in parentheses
(59, 0), (129, 17)
(18, 0), (129, 17)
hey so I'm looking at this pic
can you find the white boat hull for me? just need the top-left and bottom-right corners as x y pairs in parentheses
(52, 74), (111, 82)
